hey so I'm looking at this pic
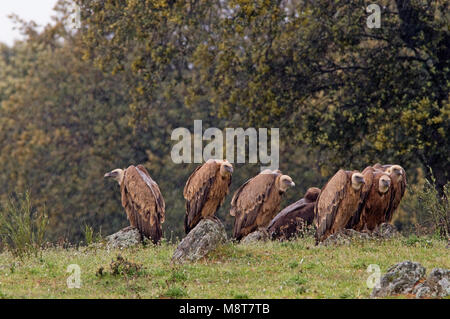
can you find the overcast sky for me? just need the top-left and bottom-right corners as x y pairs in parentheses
(0, 0), (58, 46)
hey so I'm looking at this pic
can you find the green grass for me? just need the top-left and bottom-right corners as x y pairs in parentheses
(0, 237), (448, 299)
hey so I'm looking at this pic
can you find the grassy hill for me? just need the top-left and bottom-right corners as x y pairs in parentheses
(0, 236), (448, 299)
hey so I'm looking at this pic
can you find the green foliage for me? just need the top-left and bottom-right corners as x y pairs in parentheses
(80, 0), (449, 190)
(163, 286), (188, 298)
(403, 235), (434, 248)
(0, 192), (48, 258)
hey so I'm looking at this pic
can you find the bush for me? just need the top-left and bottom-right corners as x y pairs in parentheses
(83, 224), (102, 246)
(0, 192), (49, 258)
(417, 173), (450, 240)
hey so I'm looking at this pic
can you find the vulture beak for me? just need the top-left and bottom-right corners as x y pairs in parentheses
(225, 166), (233, 173)
(104, 172), (113, 178)
(290, 182), (295, 187)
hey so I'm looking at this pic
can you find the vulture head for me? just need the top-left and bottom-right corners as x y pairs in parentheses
(278, 175), (295, 192)
(104, 168), (125, 185)
(378, 175), (391, 193)
(304, 187), (321, 202)
(219, 161), (234, 177)
(351, 173), (365, 190)
(386, 165), (404, 181)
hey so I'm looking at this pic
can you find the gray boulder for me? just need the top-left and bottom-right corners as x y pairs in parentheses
(371, 261), (426, 297)
(413, 268), (450, 298)
(172, 218), (227, 263)
(240, 229), (269, 245)
(106, 226), (142, 249)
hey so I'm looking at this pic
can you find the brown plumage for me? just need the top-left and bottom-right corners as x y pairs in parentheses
(314, 169), (367, 243)
(373, 163), (407, 222)
(183, 159), (233, 234)
(346, 167), (392, 231)
(230, 169), (295, 241)
(104, 165), (165, 244)
(267, 187), (321, 241)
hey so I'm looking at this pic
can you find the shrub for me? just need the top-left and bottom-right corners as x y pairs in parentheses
(109, 255), (144, 277)
(417, 172), (449, 239)
(83, 224), (102, 246)
(0, 192), (48, 258)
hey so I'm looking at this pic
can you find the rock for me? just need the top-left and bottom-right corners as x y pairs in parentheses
(371, 261), (426, 297)
(172, 218), (227, 263)
(414, 286), (432, 298)
(321, 229), (371, 246)
(373, 223), (400, 239)
(321, 224), (400, 246)
(413, 268), (450, 298)
(106, 226), (142, 249)
(240, 229), (269, 245)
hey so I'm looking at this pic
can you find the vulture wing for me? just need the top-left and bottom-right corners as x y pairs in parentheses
(268, 198), (307, 229)
(231, 171), (279, 239)
(268, 187), (320, 239)
(314, 169), (349, 242)
(136, 164), (165, 223)
(121, 165), (165, 244)
(183, 161), (220, 233)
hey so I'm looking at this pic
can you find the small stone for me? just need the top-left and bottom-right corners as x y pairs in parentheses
(374, 223), (400, 239)
(240, 229), (269, 244)
(418, 268), (450, 298)
(415, 285), (431, 299)
(106, 226), (142, 249)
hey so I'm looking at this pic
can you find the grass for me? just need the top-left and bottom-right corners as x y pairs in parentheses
(0, 237), (448, 299)
(0, 192), (48, 259)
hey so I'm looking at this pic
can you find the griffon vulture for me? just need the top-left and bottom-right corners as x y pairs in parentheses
(183, 159), (233, 234)
(267, 187), (321, 241)
(104, 164), (165, 244)
(373, 163), (407, 222)
(230, 169), (295, 241)
(346, 167), (392, 231)
(314, 170), (367, 243)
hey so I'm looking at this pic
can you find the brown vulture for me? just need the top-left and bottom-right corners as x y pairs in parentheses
(346, 167), (392, 231)
(373, 163), (407, 222)
(267, 187), (321, 241)
(104, 164), (165, 244)
(230, 169), (295, 241)
(183, 159), (233, 234)
(314, 170), (367, 243)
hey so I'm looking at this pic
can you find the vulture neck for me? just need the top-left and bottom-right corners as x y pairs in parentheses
(116, 170), (125, 185)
